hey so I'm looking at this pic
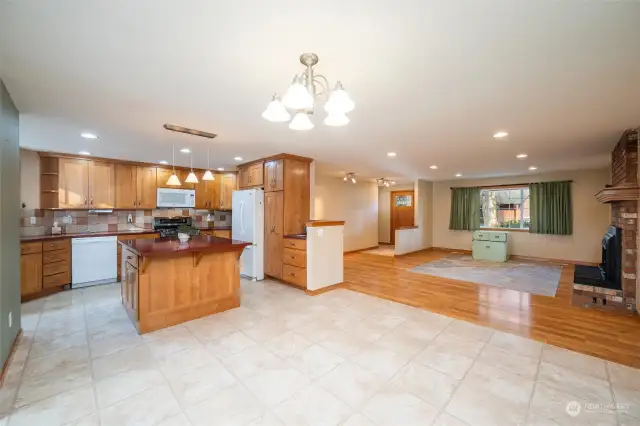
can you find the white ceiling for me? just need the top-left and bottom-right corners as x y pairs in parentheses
(1, 0), (638, 181)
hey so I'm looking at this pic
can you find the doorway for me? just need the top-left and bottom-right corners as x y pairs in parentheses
(390, 190), (415, 245)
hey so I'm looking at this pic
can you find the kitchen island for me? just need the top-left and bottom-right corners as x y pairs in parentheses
(119, 235), (250, 334)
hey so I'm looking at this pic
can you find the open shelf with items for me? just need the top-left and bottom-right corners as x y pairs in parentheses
(40, 155), (60, 208)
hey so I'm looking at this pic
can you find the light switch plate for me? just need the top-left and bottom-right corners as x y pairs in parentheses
(29, 216), (36, 225)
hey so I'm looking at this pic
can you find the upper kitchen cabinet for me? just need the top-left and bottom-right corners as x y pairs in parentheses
(58, 158), (90, 208)
(238, 162), (264, 189)
(195, 177), (217, 209)
(264, 159), (284, 192)
(219, 173), (236, 209)
(115, 165), (157, 208)
(156, 168), (194, 190)
(88, 161), (115, 208)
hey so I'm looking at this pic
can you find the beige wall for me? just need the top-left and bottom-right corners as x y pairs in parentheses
(433, 168), (610, 263)
(395, 179), (434, 255)
(20, 148), (40, 209)
(378, 183), (415, 244)
(313, 174), (378, 252)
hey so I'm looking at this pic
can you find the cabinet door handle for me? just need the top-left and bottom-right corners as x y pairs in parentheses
(290, 272), (296, 277)
(84, 197), (87, 204)
(133, 200), (136, 207)
(291, 255), (296, 259)
(90, 198), (93, 205)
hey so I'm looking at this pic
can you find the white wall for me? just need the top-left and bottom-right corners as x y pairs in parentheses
(313, 174), (378, 252)
(20, 148), (40, 209)
(378, 183), (415, 244)
(395, 179), (434, 255)
(433, 168), (610, 263)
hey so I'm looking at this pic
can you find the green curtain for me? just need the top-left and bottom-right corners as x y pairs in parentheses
(449, 187), (481, 231)
(529, 181), (572, 235)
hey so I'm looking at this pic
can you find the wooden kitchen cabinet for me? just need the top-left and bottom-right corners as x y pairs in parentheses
(264, 159), (284, 192)
(115, 164), (137, 208)
(59, 158), (89, 208)
(20, 243), (42, 297)
(88, 161), (115, 208)
(195, 178), (217, 209)
(238, 162), (263, 188)
(219, 174), (236, 209)
(283, 159), (310, 235)
(238, 166), (250, 188)
(136, 166), (157, 208)
(213, 229), (231, 238)
(156, 168), (194, 189)
(264, 191), (284, 279)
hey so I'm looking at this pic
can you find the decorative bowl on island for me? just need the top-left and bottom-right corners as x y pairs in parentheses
(177, 233), (190, 243)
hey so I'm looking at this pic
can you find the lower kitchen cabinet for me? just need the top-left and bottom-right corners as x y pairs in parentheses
(20, 239), (71, 299)
(20, 246), (43, 297)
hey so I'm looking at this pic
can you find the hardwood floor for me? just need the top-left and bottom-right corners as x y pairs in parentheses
(343, 249), (640, 368)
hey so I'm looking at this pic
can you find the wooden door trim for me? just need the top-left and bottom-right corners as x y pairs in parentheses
(390, 190), (415, 245)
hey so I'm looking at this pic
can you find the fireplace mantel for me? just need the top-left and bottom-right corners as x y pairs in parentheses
(595, 186), (640, 203)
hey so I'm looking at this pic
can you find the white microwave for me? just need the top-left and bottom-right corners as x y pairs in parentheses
(156, 188), (195, 208)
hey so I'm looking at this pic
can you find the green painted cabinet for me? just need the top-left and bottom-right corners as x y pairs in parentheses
(472, 231), (509, 262)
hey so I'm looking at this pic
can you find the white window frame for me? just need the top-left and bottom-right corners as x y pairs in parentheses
(480, 187), (530, 230)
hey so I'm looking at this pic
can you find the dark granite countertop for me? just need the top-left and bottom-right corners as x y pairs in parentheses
(284, 233), (307, 240)
(119, 235), (250, 257)
(198, 226), (232, 231)
(21, 228), (158, 242)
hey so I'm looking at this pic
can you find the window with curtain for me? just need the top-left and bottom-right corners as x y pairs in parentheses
(449, 187), (481, 231)
(480, 187), (530, 229)
(529, 181), (572, 235)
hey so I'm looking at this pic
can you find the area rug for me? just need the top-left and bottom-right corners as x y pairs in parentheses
(409, 254), (562, 297)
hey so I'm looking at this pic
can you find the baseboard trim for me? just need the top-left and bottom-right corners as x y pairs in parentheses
(378, 242), (393, 245)
(305, 282), (345, 296)
(0, 329), (22, 386)
(344, 245), (379, 254)
(430, 247), (473, 254)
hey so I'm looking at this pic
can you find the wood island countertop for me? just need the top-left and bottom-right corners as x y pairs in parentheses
(119, 235), (250, 257)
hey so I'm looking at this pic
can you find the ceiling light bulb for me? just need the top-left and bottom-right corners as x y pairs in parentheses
(217, 167), (224, 171)
(282, 76), (314, 110)
(185, 171), (199, 184)
(80, 132), (98, 139)
(390, 181), (396, 185)
(289, 112), (314, 131)
(234, 157), (243, 161)
(166, 173), (181, 186)
(430, 165), (438, 170)
(202, 170), (215, 181)
(529, 166), (538, 171)
(159, 160), (169, 165)
(180, 148), (191, 153)
(455, 173), (462, 177)
(516, 154), (528, 159)
(493, 131), (509, 138)
(343, 176), (348, 181)
(387, 152), (396, 157)
(262, 95), (291, 122)
(78, 151), (91, 156)
(325, 82), (355, 114)
(351, 177), (356, 184)
(324, 111), (349, 127)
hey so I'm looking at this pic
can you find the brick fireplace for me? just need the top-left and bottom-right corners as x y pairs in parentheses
(576, 129), (639, 313)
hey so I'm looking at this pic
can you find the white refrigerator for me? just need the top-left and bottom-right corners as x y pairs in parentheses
(232, 189), (264, 281)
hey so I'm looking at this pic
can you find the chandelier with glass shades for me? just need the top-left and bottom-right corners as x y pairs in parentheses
(262, 53), (355, 130)
(376, 178), (395, 187)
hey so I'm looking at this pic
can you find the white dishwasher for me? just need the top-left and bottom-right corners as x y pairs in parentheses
(71, 236), (118, 288)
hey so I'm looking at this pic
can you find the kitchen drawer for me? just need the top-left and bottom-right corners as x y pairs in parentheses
(200, 230), (214, 236)
(283, 248), (306, 268)
(472, 241), (508, 262)
(43, 261), (69, 277)
(43, 249), (70, 264)
(283, 238), (306, 251)
(213, 230), (232, 238)
(489, 232), (507, 242)
(472, 231), (490, 241)
(21, 242), (42, 255)
(282, 264), (307, 288)
(43, 239), (70, 252)
(43, 271), (70, 288)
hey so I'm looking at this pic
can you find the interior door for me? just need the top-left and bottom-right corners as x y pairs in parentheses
(136, 166), (157, 208)
(88, 161), (116, 208)
(115, 164), (137, 208)
(58, 158), (89, 208)
(390, 190), (415, 245)
(264, 191), (283, 279)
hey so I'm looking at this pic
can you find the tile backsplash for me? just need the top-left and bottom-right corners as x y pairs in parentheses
(20, 208), (231, 237)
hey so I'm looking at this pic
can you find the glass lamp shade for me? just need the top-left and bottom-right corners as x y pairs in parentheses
(262, 98), (291, 122)
(325, 83), (355, 114)
(166, 172), (181, 186)
(185, 171), (199, 184)
(288, 112), (314, 131)
(202, 170), (215, 181)
(282, 76), (314, 110)
(324, 111), (350, 127)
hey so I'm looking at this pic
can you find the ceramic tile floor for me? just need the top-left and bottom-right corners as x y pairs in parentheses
(1, 279), (639, 426)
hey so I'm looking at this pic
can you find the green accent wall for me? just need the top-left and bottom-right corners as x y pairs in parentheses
(0, 78), (21, 367)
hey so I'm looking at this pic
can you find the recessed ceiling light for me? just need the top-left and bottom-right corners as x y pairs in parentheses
(387, 152), (397, 157)
(493, 131), (508, 138)
(430, 165), (438, 170)
(217, 167), (224, 171)
(234, 157), (243, 161)
(455, 173), (462, 177)
(529, 166), (538, 171)
(78, 151), (91, 156)
(516, 154), (528, 159)
(80, 132), (98, 139)
(159, 160), (168, 165)
(180, 148), (191, 154)
(390, 181), (396, 184)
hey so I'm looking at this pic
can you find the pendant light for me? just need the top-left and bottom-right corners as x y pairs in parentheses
(185, 150), (199, 184)
(166, 143), (181, 186)
(202, 145), (215, 181)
